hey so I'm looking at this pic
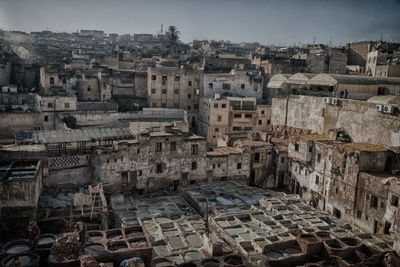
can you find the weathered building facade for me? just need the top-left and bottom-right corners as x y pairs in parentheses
(198, 96), (272, 146)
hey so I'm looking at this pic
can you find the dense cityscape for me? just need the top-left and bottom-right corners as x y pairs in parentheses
(1, 2), (400, 266)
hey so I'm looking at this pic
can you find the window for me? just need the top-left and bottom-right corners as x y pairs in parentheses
(233, 127), (241, 131)
(191, 144), (198, 155)
(234, 114), (241, 118)
(237, 163), (242, 169)
(315, 175), (319, 185)
(391, 195), (399, 207)
(309, 146), (313, 152)
(151, 75), (156, 80)
(63, 78), (67, 84)
(65, 103), (70, 108)
(170, 142), (176, 151)
(137, 149), (140, 154)
(156, 142), (162, 152)
(44, 115), (48, 122)
(222, 83), (230, 90)
(336, 187), (339, 194)
(175, 76), (180, 81)
(50, 77), (54, 84)
(209, 83), (213, 89)
(162, 89), (167, 94)
(221, 104), (226, 108)
(317, 153), (321, 162)
(161, 103), (166, 108)
(217, 115), (222, 121)
(215, 128), (219, 132)
(254, 152), (260, 163)
(281, 157), (285, 163)
(244, 127), (252, 131)
(188, 81), (192, 86)
(214, 103), (218, 108)
(295, 144), (299, 151)
(267, 120), (271, 125)
(245, 114), (252, 118)
(261, 110), (265, 115)
(174, 89), (179, 94)
(138, 170), (142, 176)
(47, 102), (53, 108)
(188, 93), (191, 99)
(152, 103), (157, 107)
(194, 104), (199, 110)
(87, 86), (91, 92)
(162, 75), (167, 81)
(258, 119), (262, 125)
(191, 161), (197, 170)
(156, 163), (163, 173)
(241, 84), (245, 89)
(370, 195), (378, 209)
(151, 88), (156, 94)
(187, 105), (191, 110)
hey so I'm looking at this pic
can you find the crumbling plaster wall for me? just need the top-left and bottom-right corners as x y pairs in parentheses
(271, 96), (400, 147)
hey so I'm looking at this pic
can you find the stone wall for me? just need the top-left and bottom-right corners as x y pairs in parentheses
(0, 112), (42, 138)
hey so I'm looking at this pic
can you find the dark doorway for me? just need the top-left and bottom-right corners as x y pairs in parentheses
(384, 221), (391, 235)
(278, 172), (285, 189)
(333, 208), (341, 218)
(249, 170), (255, 186)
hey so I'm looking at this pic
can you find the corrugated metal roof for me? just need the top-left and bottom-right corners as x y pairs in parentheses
(22, 127), (148, 144)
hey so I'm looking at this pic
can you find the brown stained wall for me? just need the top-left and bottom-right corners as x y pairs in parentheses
(353, 172), (389, 233)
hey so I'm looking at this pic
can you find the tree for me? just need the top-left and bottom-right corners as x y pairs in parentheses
(166, 25), (180, 43)
(62, 115), (78, 129)
(166, 25), (180, 55)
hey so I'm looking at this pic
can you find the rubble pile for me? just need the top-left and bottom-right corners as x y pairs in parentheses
(51, 232), (81, 260)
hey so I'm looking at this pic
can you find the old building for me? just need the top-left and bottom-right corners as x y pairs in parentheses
(286, 131), (400, 236)
(198, 95), (271, 146)
(147, 66), (203, 129)
(347, 41), (378, 67)
(77, 71), (112, 102)
(203, 56), (252, 73)
(203, 69), (263, 99)
(366, 42), (400, 77)
(94, 129), (208, 193)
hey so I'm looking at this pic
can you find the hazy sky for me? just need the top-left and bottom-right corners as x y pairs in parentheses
(1, 0), (399, 45)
